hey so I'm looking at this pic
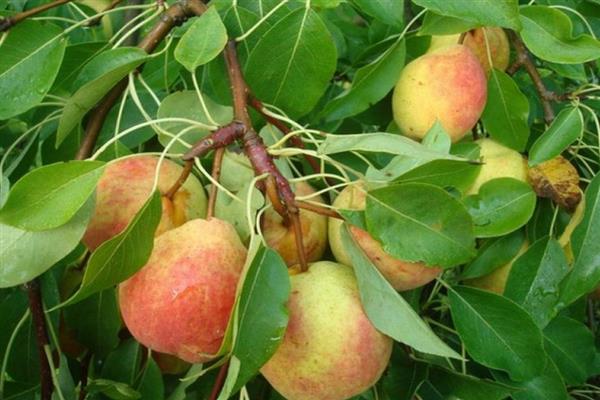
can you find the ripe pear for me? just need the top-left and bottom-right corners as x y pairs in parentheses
(467, 138), (529, 195)
(261, 182), (328, 267)
(118, 218), (246, 363)
(83, 155), (207, 250)
(428, 27), (510, 75)
(392, 44), (487, 142)
(466, 242), (528, 294)
(328, 182), (441, 291)
(261, 261), (392, 400)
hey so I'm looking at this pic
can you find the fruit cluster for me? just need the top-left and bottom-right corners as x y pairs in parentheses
(76, 27), (536, 400)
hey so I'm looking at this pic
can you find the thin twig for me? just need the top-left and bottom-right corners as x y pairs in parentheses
(208, 360), (230, 400)
(0, 0), (72, 31)
(222, 40), (308, 272)
(78, 353), (92, 400)
(24, 280), (53, 400)
(507, 30), (556, 124)
(165, 159), (193, 199)
(207, 147), (224, 219)
(295, 200), (342, 219)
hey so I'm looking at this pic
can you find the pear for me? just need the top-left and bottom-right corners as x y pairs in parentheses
(328, 182), (441, 291)
(466, 242), (529, 294)
(261, 182), (328, 266)
(261, 261), (392, 400)
(118, 218), (246, 363)
(428, 27), (510, 75)
(392, 44), (487, 142)
(83, 155), (206, 250)
(467, 138), (529, 195)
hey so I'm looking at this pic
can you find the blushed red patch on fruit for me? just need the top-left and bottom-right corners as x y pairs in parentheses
(119, 219), (246, 363)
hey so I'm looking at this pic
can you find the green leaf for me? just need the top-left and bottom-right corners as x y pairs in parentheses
(156, 90), (233, 154)
(0, 198), (94, 288)
(60, 192), (162, 306)
(482, 69), (530, 152)
(504, 238), (569, 328)
(63, 289), (121, 358)
(426, 367), (515, 400)
(543, 316), (598, 385)
(461, 230), (526, 280)
(366, 183), (476, 268)
(174, 6), (228, 71)
(52, 41), (108, 93)
(319, 132), (462, 160)
(411, 0), (521, 30)
(102, 339), (142, 385)
(0, 161), (105, 231)
(340, 225), (461, 359)
(380, 352), (427, 400)
(0, 20), (66, 119)
(449, 286), (546, 381)
(418, 12), (479, 36)
(529, 107), (584, 166)
(492, 357), (569, 400)
(136, 358), (165, 400)
(87, 379), (141, 400)
(559, 174), (600, 306)
(55, 354), (77, 400)
(57, 47), (149, 145)
(218, 246), (290, 397)
(245, 7), (337, 118)
(394, 159), (480, 192)
(350, 0), (404, 27)
(321, 39), (405, 121)
(520, 6), (600, 64)
(463, 178), (537, 238)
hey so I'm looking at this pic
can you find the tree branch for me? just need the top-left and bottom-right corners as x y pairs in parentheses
(0, 0), (72, 32)
(507, 30), (556, 124)
(207, 147), (225, 219)
(75, 0), (208, 160)
(208, 360), (229, 400)
(24, 280), (53, 400)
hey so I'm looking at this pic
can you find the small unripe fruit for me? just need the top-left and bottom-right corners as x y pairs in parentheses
(392, 45), (487, 142)
(119, 218), (246, 363)
(261, 261), (392, 400)
(328, 183), (441, 291)
(262, 182), (328, 267)
(467, 138), (529, 195)
(83, 155), (207, 250)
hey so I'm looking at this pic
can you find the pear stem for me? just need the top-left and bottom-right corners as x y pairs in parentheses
(206, 147), (225, 219)
(165, 160), (194, 200)
(84, 0), (124, 27)
(208, 360), (230, 400)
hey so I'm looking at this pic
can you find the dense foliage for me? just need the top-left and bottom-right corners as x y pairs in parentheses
(1, 0), (600, 399)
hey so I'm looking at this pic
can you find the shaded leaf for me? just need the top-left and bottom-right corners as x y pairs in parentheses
(350, 0), (404, 27)
(520, 6), (600, 64)
(341, 225), (461, 359)
(449, 286), (545, 381)
(0, 198), (94, 288)
(412, 0), (521, 30)
(60, 192), (161, 306)
(504, 237), (569, 328)
(175, 6), (228, 71)
(0, 20), (66, 119)
(492, 357), (569, 400)
(366, 184), (476, 267)
(245, 8), (337, 117)
(463, 178), (537, 238)
(426, 367), (515, 400)
(461, 230), (526, 280)
(529, 107), (584, 166)
(482, 69), (530, 152)
(0, 161), (105, 231)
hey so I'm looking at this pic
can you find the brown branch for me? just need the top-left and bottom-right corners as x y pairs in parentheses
(182, 122), (245, 161)
(506, 30), (556, 124)
(295, 200), (342, 219)
(0, 0), (72, 32)
(165, 159), (193, 199)
(75, 0), (208, 160)
(84, 0), (124, 27)
(208, 360), (230, 400)
(248, 96), (323, 177)
(223, 40), (308, 272)
(24, 280), (53, 400)
(207, 147), (224, 219)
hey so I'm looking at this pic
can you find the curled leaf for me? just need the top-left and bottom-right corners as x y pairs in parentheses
(529, 156), (582, 212)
